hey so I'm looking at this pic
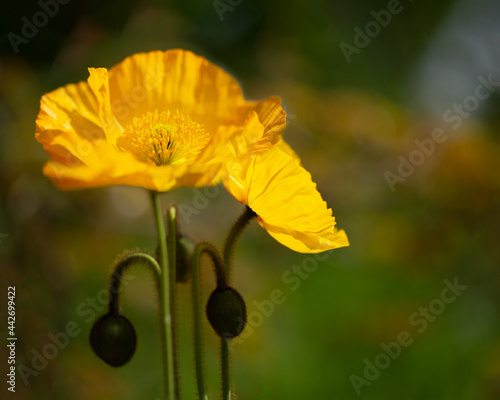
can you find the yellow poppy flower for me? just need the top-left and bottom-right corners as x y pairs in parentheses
(223, 141), (349, 253)
(35, 49), (286, 191)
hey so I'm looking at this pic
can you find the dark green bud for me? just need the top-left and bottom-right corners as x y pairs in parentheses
(206, 287), (246, 338)
(90, 313), (137, 367)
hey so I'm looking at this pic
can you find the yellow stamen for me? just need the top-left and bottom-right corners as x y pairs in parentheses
(117, 110), (210, 166)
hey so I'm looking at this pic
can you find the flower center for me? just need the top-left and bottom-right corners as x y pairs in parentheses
(117, 110), (210, 166)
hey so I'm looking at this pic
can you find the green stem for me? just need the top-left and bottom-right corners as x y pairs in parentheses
(192, 243), (224, 400)
(151, 191), (176, 400)
(221, 338), (231, 400)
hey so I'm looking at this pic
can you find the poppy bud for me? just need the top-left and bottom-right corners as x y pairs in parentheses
(206, 287), (246, 338)
(90, 313), (137, 367)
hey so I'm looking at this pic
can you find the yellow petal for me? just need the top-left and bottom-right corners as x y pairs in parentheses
(107, 50), (248, 132)
(226, 144), (349, 253)
(36, 80), (104, 166)
(247, 96), (287, 152)
(87, 68), (122, 143)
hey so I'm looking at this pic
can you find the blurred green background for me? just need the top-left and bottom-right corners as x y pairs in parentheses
(2, 0), (500, 399)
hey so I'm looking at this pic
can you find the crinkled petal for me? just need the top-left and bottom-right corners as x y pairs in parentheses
(247, 96), (287, 152)
(260, 223), (349, 253)
(36, 80), (104, 165)
(87, 68), (123, 143)
(107, 50), (248, 132)
(225, 144), (349, 253)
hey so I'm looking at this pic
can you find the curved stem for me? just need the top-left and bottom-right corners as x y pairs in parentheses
(151, 191), (176, 400)
(223, 206), (256, 283)
(192, 243), (224, 400)
(196, 243), (227, 289)
(108, 252), (161, 317)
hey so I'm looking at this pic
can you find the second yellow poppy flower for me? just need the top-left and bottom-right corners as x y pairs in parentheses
(223, 141), (349, 253)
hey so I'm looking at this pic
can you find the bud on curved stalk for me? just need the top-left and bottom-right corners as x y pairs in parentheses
(90, 312), (137, 367)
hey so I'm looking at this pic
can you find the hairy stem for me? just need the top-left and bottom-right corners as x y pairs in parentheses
(151, 191), (177, 400)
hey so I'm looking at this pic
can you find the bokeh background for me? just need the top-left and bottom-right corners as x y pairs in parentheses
(2, 0), (500, 399)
